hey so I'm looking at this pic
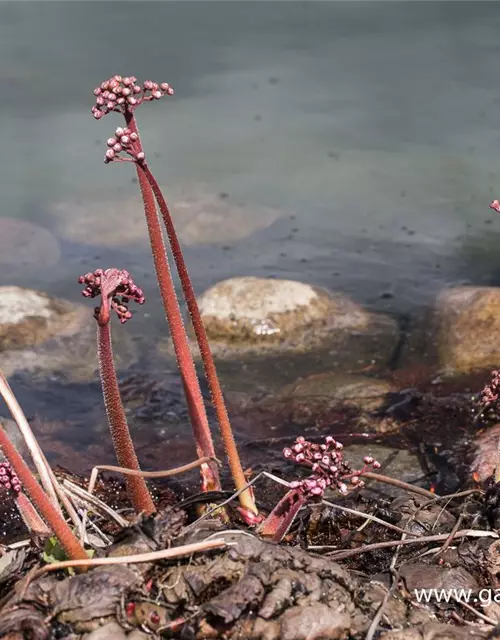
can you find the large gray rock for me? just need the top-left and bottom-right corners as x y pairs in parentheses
(190, 277), (399, 360)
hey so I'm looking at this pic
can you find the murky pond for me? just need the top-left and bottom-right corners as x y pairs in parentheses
(1, 2), (500, 479)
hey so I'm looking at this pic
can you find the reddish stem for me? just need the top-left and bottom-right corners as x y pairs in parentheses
(142, 165), (258, 516)
(259, 489), (307, 542)
(0, 424), (87, 562)
(98, 322), (156, 515)
(126, 114), (220, 492)
(15, 491), (51, 537)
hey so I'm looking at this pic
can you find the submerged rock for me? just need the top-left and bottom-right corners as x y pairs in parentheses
(0, 218), (60, 276)
(187, 277), (399, 361)
(0, 287), (138, 382)
(279, 372), (394, 414)
(51, 185), (281, 248)
(433, 287), (500, 373)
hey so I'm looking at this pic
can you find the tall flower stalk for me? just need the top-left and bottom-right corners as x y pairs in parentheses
(142, 166), (257, 519)
(90, 75), (254, 504)
(78, 268), (156, 515)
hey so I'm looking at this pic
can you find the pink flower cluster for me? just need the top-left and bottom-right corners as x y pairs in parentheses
(104, 126), (143, 165)
(78, 268), (145, 324)
(0, 461), (21, 493)
(283, 436), (380, 499)
(490, 200), (500, 213)
(480, 370), (500, 407)
(91, 75), (174, 120)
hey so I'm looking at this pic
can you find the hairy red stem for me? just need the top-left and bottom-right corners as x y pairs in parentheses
(126, 114), (220, 491)
(97, 322), (156, 515)
(0, 424), (87, 562)
(143, 165), (258, 516)
(16, 491), (51, 537)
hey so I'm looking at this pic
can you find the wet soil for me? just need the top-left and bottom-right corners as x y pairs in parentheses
(1, 366), (500, 638)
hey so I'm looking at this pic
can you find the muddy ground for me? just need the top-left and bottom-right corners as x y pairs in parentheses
(1, 368), (500, 639)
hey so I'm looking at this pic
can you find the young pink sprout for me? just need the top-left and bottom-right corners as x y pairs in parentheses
(282, 436), (380, 500)
(91, 75), (174, 120)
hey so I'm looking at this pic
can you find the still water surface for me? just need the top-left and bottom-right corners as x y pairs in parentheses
(0, 2), (499, 471)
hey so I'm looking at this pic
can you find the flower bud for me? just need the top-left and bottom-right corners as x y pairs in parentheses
(113, 143), (122, 152)
(107, 138), (117, 147)
(363, 456), (374, 464)
(338, 483), (348, 494)
(115, 127), (124, 137)
(136, 151), (145, 161)
(105, 149), (115, 160)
